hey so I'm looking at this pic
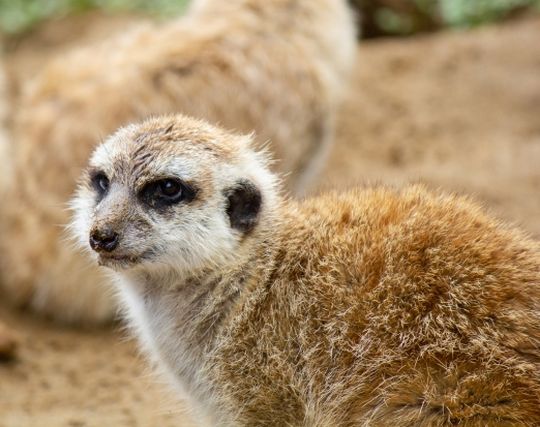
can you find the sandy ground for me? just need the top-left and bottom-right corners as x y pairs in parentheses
(0, 305), (195, 427)
(1, 13), (539, 427)
(323, 17), (540, 238)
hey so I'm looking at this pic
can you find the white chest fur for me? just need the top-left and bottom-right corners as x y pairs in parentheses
(115, 275), (225, 425)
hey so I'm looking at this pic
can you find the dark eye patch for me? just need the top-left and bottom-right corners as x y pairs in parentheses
(90, 171), (110, 201)
(139, 178), (198, 210)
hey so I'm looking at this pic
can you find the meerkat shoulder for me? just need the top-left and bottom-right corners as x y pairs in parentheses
(214, 186), (540, 425)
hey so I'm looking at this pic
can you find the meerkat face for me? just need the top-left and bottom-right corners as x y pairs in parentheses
(71, 115), (277, 276)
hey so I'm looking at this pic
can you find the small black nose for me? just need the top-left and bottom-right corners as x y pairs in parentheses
(89, 227), (119, 253)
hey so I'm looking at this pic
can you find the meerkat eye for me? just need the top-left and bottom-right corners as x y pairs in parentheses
(140, 178), (197, 208)
(91, 172), (110, 198)
(159, 179), (182, 199)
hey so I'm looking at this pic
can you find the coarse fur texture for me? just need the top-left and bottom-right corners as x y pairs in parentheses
(0, 0), (357, 324)
(72, 115), (540, 426)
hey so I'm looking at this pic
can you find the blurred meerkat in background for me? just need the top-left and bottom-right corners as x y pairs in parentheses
(73, 115), (540, 426)
(0, 0), (357, 324)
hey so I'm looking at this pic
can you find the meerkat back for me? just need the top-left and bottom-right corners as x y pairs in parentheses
(210, 187), (540, 426)
(0, 0), (357, 323)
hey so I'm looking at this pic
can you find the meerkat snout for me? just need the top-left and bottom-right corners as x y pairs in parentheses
(89, 226), (119, 253)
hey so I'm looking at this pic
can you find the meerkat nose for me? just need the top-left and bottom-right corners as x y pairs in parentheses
(89, 226), (120, 253)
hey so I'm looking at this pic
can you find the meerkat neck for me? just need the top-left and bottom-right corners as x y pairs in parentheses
(118, 196), (282, 370)
(117, 217), (281, 415)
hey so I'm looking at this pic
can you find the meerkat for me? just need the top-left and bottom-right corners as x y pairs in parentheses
(0, 0), (357, 324)
(71, 114), (540, 426)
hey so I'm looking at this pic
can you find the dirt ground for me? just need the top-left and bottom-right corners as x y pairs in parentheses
(323, 17), (540, 238)
(1, 12), (539, 427)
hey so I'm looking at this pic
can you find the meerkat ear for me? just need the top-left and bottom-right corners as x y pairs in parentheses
(225, 180), (262, 233)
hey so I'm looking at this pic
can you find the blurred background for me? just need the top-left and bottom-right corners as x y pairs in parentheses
(1, 1), (539, 426)
(0, 0), (539, 36)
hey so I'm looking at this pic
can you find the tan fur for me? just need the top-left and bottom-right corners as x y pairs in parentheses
(0, 45), (18, 359)
(73, 115), (540, 426)
(0, 0), (356, 323)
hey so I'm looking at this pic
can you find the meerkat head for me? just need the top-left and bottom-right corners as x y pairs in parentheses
(71, 114), (278, 277)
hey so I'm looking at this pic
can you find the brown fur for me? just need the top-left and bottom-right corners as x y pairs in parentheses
(214, 188), (540, 426)
(0, 0), (356, 323)
(75, 116), (540, 426)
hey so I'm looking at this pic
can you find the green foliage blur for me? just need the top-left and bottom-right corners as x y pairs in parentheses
(0, 0), (539, 36)
(0, 0), (189, 34)
(353, 0), (540, 37)
(441, 0), (540, 26)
